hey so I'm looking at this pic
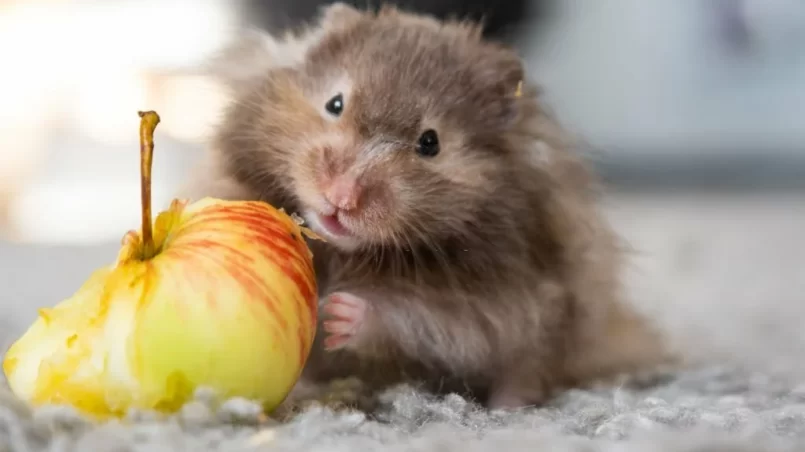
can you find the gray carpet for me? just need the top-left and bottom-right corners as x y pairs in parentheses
(2, 367), (805, 451)
(2, 192), (805, 451)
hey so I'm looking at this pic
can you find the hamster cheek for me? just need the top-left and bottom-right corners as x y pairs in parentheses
(321, 292), (371, 350)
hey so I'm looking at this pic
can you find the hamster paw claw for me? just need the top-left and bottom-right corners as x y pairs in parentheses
(322, 292), (368, 350)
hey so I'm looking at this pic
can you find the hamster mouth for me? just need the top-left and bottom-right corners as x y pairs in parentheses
(305, 209), (364, 251)
(318, 212), (350, 237)
(306, 209), (355, 241)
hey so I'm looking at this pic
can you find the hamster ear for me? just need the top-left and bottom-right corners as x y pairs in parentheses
(203, 3), (365, 92)
(202, 29), (289, 92)
(318, 2), (365, 30)
(477, 48), (527, 126)
(480, 46), (525, 88)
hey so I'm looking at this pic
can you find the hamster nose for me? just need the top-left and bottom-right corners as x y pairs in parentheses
(324, 176), (363, 211)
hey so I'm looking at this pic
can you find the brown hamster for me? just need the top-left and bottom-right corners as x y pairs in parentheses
(186, 3), (677, 409)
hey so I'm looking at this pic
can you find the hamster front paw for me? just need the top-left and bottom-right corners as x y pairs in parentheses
(322, 292), (368, 350)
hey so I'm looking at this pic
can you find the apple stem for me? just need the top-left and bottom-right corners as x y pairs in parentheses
(138, 110), (161, 260)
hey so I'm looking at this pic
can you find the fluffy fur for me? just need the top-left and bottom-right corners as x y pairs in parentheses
(185, 3), (676, 409)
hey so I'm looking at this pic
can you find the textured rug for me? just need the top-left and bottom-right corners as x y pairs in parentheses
(2, 366), (805, 451)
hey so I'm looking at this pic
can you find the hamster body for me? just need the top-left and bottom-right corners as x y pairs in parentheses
(188, 3), (675, 409)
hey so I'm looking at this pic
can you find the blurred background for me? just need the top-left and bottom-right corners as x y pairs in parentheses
(1, 0), (805, 374)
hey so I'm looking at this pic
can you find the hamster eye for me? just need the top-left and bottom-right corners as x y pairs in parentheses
(416, 129), (440, 157)
(325, 93), (344, 116)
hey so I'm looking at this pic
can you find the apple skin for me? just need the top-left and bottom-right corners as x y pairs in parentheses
(2, 197), (318, 418)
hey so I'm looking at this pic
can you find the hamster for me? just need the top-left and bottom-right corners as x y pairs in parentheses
(186, 3), (677, 409)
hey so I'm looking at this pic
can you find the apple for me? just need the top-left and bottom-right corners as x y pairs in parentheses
(2, 111), (319, 419)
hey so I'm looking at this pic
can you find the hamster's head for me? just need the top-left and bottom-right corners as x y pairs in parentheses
(216, 3), (530, 251)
